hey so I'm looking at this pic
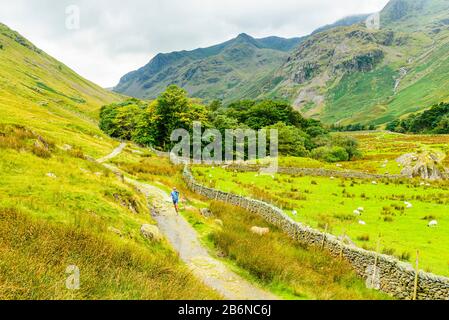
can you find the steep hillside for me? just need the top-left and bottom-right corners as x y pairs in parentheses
(0, 23), (218, 299)
(311, 14), (371, 35)
(263, 0), (449, 125)
(114, 33), (303, 103)
(115, 0), (449, 126)
(0, 22), (124, 155)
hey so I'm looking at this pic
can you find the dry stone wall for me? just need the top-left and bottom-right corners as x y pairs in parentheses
(183, 166), (449, 300)
(227, 164), (405, 180)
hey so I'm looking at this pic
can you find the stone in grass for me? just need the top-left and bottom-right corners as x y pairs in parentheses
(200, 208), (213, 218)
(214, 219), (224, 227)
(108, 226), (123, 237)
(61, 144), (72, 151)
(141, 224), (163, 242)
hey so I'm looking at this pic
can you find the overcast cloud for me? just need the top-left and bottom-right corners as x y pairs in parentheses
(0, 0), (389, 87)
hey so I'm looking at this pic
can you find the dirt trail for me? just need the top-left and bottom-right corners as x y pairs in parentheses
(100, 145), (278, 300)
(97, 142), (127, 163)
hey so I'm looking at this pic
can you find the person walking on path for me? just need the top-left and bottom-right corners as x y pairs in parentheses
(171, 187), (180, 214)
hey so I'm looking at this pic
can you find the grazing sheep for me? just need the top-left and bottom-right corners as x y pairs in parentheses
(359, 220), (366, 225)
(292, 210), (298, 216)
(404, 201), (413, 209)
(428, 220), (438, 227)
(358, 207), (365, 212)
(353, 210), (361, 216)
(251, 226), (270, 236)
(372, 181), (378, 185)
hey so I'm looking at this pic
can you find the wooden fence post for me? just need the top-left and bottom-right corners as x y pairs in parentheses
(321, 224), (328, 250)
(340, 229), (346, 258)
(372, 237), (381, 289)
(413, 250), (420, 300)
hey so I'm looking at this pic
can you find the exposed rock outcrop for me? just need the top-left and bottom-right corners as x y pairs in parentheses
(397, 152), (448, 180)
(141, 224), (163, 242)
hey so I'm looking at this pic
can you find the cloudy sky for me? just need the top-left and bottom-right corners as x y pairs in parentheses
(0, 0), (389, 88)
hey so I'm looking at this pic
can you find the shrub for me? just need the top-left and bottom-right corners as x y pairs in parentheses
(311, 146), (349, 163)
(357, 234), (370, 242)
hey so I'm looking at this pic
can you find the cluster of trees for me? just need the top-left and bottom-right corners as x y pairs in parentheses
(99, 85), (360, 162)
(386, 103), (449, 134)
(330, 123), (377, 132)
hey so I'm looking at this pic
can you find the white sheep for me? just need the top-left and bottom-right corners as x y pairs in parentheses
(359, 220), (366, 225)
(372, 181), (378, 185)
(358, 207), (365, 212)
(353, 210), (361, 216)
(428, 220), (438, 227)
(404, 201), (413, 209)
(292, 210), (298, 216)
(251, 226), (270, 236)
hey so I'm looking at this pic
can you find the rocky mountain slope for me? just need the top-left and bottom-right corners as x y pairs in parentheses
(266, 0), (449, 125)
(115, 0), (449, 126)
(114, 33), (303, 102)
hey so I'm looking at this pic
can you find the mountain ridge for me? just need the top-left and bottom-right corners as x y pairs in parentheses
(114, 33), (303, 101)
(114, 0), (449, 126)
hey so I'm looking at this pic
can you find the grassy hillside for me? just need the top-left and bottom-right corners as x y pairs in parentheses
(114, 33), (302, 103)
(0, 23), (219, 300)
(261, 0), (449, 125)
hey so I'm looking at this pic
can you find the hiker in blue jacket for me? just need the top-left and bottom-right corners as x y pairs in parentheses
(171, 187), (180, 214)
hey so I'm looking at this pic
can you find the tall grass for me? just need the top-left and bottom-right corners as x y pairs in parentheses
(208, 201), (389, 300)
(0, 208), (220, 300)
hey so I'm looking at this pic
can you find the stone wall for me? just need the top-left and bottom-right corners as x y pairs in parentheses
(226, 164), (405, 180)
(183, 166), (449, 300)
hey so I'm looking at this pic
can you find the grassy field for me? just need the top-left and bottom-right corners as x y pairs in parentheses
(277, 131), (449, 175)
(192, 164), (449, 277)
(109, 147), (389, 299)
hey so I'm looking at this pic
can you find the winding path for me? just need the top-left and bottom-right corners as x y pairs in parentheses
(97, 142), (127, 163)
(100, 144), (278, 300)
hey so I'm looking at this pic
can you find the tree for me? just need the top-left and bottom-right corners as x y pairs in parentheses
(264, 122), (308, 157)
(311, 146), (349, 162)
(99, 104), (119, 137)
(154, 85), (190, 148)
(331, 134), (361, 160)
(132, 102), (158, 146)
(435, 115), (449, 134)
(112, 104), (142, 140)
